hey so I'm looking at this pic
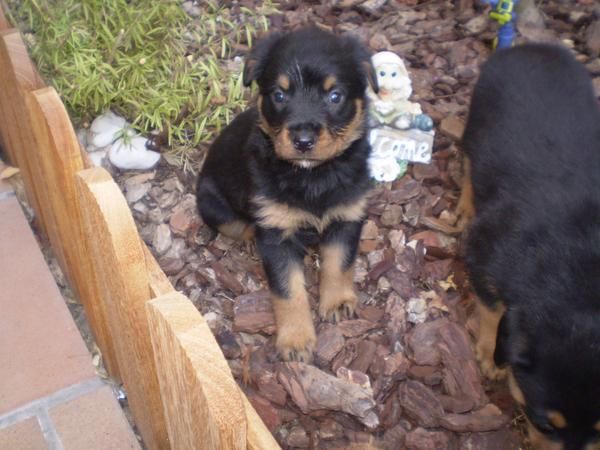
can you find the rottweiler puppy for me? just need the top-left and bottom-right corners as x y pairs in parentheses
(196, 28), (377, 362)
(459, 43), (600, 449)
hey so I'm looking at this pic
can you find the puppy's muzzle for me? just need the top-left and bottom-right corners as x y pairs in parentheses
(289, 122), (321, 153)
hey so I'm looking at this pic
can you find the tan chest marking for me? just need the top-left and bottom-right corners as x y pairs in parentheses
(253, 195), (367, 237)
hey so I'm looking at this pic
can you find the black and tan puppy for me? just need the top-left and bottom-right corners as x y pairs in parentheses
(196, 28), (377, 362)
(460, 44), (600, 449)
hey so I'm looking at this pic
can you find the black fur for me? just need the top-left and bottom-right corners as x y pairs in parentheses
(197, 27), (373, 313)
(463, 43), (600, 449)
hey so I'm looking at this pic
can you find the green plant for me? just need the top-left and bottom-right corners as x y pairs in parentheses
(8, 0), (275, 169)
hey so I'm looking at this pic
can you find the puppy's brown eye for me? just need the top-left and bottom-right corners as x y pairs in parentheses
(272, 90), (286, 103)
(328, 90), (343, 104)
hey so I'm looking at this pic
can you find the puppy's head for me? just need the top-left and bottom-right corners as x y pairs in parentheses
(496, 308), (600, 449)
(243, 27), (377, 168)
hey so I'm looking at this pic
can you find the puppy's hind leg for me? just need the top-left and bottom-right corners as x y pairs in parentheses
(456, 155), (475, 230)
(474, 298), (507, 381)
(196, 176), (254, 240)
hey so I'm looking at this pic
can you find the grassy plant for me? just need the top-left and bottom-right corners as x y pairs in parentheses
(8, 0), (276, 169)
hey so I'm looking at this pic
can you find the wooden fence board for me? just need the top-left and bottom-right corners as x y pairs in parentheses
(0, 30), (48, 234)
(0, 13), (277, 448)
(24, 86), (121, 378)
(146, 292), (248, 450)
(75, 167), (168, 450)
(0, 6), (9, 30)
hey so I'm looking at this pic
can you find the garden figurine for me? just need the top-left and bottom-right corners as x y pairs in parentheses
(366, 51), (435, 182)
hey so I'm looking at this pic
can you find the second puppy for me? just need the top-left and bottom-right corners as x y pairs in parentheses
(197, 28), (377, 362)
(461, 44), (600, 449)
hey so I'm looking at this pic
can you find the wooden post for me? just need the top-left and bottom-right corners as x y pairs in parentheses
(23, 87), (121, 378)
(146, 292), (249, 450)
(0, 4), (9, 30)
(75, 167), (168, 450)
(0, 30), (48, 234)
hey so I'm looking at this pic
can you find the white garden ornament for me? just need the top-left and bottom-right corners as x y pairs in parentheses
(84, 111), (160, 170)
(366, 51), (435, 182)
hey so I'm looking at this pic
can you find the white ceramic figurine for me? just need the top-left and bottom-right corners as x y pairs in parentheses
(366, 51), (435, 182)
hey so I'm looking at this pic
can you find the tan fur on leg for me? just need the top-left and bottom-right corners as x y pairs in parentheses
(526, 420), (562, 450)
(456, 156), (475, 229)
(318, 244), (358, 322)
(272, 264), (316, 362)
(218, 221), (255, 241)
(475, 298), (507, 380)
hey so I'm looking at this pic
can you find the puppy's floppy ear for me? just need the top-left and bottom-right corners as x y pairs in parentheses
(361, 60), (378, 94)
(243, 32), (283, 87)
(344, 35), (379, 93)
(494, 307), (532, 369)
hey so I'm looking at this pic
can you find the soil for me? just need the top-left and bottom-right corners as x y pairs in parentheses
(31, 0), (600, 449)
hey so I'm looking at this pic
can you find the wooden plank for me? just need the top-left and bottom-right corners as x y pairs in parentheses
(0, 30), (48, 234)
(0, 4), (10, 30)
(25, 87), (120, 379)
(146, 292), (247, 450)
(243, 395), (281, 450)
(75, 167), (168, 450)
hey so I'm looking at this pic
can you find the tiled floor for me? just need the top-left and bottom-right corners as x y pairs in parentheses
(0, 178), (141, 449)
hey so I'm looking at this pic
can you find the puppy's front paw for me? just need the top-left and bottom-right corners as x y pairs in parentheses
(318, 288), (358, 324)
(276, 319), (316, 363)
(272, 289), (316, 363)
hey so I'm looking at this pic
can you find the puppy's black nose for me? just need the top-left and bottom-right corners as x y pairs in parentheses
(289, 123), (320, 153)
(292, 130), (315, 153)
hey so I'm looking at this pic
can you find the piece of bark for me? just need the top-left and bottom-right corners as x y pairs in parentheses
(398, 380), (445, 428)
(211, 260), (245, 295)
(437, 394), (475, 414)
(387, 269), (416, 300)
(437, 321), (487, 407)
(408, 365), (443, 386)
(337, 319), (378, 338)
(406, 318), (449, 366)
(405, 427), (452, 450)
(286, 425), (310, 448)
(246, 391), (283, 432)
(336, 366), (371, 390)
(277, 362), (379, 429)
(255, 368), (288, 406)
(356, 304), (385, 323)
(387, 177), (422, 204)
(331, 339), (359, 373)
(383, 352), (410, 378)
(385, 292), (407, 348)
(439, 116), (465, 140)
(315, 326), (345, 367)
(350, 339), (377, 373)
(318, 419), (345, 441)
(457, 428), (522, 450)
(233, 290), (276, 334)
(439, 403), (509, 432)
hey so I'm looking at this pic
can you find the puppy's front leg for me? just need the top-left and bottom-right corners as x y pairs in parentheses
(319, 220), (363, 323)
(255, 227), (316, 362)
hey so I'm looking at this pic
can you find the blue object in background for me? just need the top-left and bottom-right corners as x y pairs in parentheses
(482, 0), (519, 49)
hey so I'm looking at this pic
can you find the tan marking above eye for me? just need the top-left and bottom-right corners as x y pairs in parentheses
(323, 75), (337, 91)
(277, 74), (290, 91)
(594, 420), (600, 432)
(547, 410), (568, 429)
